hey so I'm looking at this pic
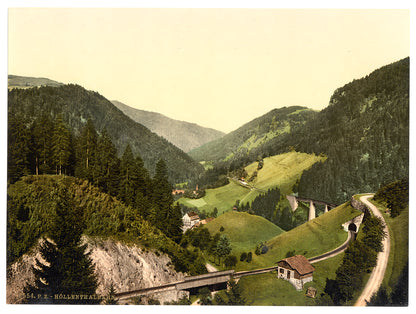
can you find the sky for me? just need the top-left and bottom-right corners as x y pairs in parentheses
(8, 6), (410, 133)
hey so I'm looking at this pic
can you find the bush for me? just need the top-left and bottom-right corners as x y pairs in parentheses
(246, 252), (252, 263)
(224, 255), (237, 268)
(240, 252), (247, 262)
(285, 250), (296, 258)
(255, 242), (269, 255)
(261, 244), (269, 254)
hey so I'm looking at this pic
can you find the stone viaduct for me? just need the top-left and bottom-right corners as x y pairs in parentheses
(115, 267), (279, 302)
(286, 195), (337, 221)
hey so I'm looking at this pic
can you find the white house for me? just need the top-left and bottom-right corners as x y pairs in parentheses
(182, 211), (200, 232)
(276, 255), (315, 290)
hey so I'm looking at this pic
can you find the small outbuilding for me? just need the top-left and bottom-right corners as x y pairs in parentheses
(276, 255), (315, 290)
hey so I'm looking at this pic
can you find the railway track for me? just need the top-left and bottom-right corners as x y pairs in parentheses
(115, 228), (355, 300)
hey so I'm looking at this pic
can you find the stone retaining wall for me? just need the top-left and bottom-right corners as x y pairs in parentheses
(350, 197), (368, 212)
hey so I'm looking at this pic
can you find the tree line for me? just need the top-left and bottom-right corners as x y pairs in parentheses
(320, 211), (386, 305)
(8, 114), (183, 243)
(237, 187), (308, 231)
(8, 84), (204, 184)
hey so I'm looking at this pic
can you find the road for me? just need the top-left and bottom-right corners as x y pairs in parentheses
(354, 194), (390, 306)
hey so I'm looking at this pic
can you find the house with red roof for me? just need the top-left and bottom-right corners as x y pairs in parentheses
(276, 255), (315, 290)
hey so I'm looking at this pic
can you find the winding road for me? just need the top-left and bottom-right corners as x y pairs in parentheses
(354, 194), (390, 306)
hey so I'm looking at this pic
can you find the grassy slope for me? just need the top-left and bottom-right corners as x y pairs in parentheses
(239, 253), (344, 306)
(236, 203), (361, 305)
(178, 152), (325, 214)
(204, 211), (285, 254)
(237, 203), (361, 270)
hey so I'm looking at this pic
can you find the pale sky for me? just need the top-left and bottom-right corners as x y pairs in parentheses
(8, 8), (410, 133)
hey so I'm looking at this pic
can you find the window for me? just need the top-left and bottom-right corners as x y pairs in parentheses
(279, 268), (284, 274)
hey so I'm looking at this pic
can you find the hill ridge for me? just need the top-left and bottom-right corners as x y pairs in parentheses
(112, 100), (225, 152)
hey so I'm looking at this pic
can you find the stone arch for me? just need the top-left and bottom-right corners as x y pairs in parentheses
(348, 223), (357, 232)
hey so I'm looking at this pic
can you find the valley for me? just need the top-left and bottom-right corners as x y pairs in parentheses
(178, 151), (325, 214)
(6, 57), (409, 306)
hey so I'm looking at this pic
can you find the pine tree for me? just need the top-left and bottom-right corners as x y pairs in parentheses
(151, 159), (174, 213)
(76, 118), (98, 181)
(167, 203), (184, 243)
(151, 159), (175, 235)
(104, 283), (118, 305)
(8, 113), (31, 183)
(29, 115), (54, 175)
(216, 234), (232, 265)
(52, 115), (72, 175)
(118, 144), (139, 206)
(92, 129), (120, 195)
(23, 187), (99, 304)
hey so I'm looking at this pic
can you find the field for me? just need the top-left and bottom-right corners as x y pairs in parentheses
(238, 253), (344, 306)
(204, 211), (285, 254)
(178, 151), (326, 214)
(221, 202), (362, 271)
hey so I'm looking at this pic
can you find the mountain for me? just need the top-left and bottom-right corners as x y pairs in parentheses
(112, 100), (225, 152)
(244, 58), (409, 204)
(8, 74), (63, 89)
(188, 106), (317, 165)
(188, 58), (409, 205)
(8, 81), (204, 182)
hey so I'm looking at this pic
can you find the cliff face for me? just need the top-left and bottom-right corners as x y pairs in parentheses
(7, 237), (185, 304)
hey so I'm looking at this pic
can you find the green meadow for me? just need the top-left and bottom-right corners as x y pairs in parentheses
(243, 203), (361, 270)
(178, 151), (326, 214)
(204, 211), (285, 254)
(238, 253), (344, 306)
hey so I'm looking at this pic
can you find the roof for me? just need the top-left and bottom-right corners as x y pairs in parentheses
(194, 217), (215, 228)
(280, 255), (315, 275)
(187, 211), (200, 220)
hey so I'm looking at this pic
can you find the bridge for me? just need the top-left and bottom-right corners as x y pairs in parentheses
(286, 195), (337, 221)
(114, 237), (353, 303)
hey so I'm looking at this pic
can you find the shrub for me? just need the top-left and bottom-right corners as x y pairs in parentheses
(261, 244), (269, 254)
(240, 252), (247, 262)
(224, 255), (237, 268)
(246, 252), (252, 263)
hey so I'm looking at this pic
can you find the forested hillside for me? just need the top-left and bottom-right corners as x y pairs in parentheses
(7, 175), (206, 275)
(194, 58), (409, 204)
(112, 100), (224, 152)
(188, 106), (317, 166)
(8, 84), (204, 183)
(291, 58), (409, 203)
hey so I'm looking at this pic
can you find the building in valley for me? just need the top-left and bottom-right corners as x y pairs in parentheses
(276, 255), (315, 290)
(182, 211), (200, 232)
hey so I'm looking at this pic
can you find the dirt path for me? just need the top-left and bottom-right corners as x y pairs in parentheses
(354, 194), (390, 306)
(191, 263), (219, 306)
(206, 263), (218, 273)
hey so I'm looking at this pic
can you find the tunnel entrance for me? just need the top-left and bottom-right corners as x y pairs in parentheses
(348, 223), (357, 232)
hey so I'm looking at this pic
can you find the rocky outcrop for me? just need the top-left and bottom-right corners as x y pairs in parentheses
(351, 197), (369, 213)
(7, 236), (185, 304)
